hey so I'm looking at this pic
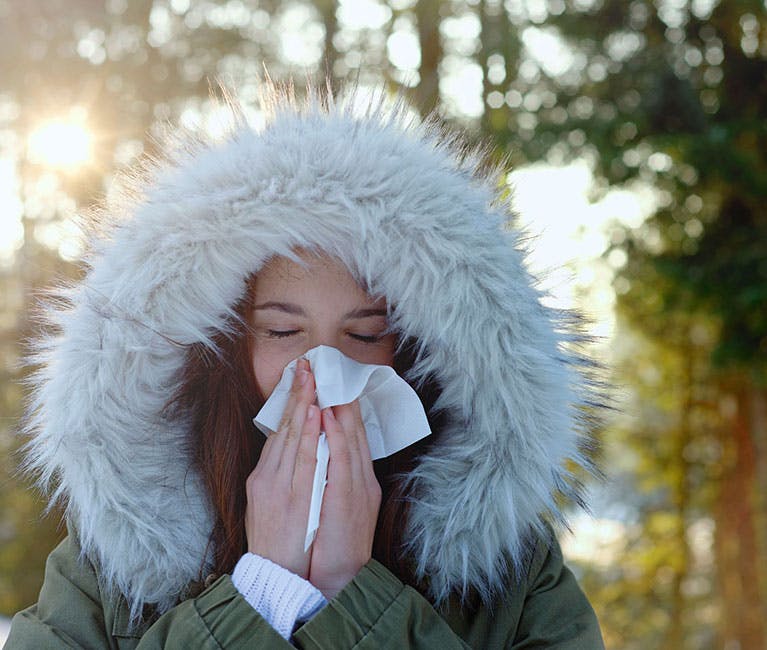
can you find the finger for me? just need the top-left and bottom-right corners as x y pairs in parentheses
(291, 404), (321, 496)
(278, 368), (316, 470)
(347, 399), (373, 472)
(333, 403), (364, 486)
(276, 357), (312, 436)
(258, 358), (312, 475)
(253, 429), (278, 473)
(339, 401), (379, 495)
(322, 407), (352, 490)
(254, 418), (288, 475)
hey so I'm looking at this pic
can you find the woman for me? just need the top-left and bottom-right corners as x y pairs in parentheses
(8, 80), (604, 647)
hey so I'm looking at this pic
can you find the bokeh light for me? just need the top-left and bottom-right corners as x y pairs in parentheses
(27, 118), (92, 169)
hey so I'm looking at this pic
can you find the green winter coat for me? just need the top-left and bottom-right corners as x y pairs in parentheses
(7, 531), (603, 649)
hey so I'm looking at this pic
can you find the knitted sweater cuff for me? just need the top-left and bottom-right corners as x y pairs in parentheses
(232, 553), (327, 639)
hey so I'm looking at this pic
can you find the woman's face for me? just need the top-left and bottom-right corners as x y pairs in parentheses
(249, 252), (396, 399)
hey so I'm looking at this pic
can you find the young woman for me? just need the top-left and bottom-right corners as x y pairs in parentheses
(8, 81), (605, 648)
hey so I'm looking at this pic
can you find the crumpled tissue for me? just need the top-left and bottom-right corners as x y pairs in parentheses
(253, 345), (431, 551)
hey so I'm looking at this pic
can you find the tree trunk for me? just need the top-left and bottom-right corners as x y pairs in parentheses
(413, 0), (441, 117)
(748, 387), (767, 641)
(714, 384), (766, 650)
(478, 0), (508, 136)
(666, 342), (694, 649)
(315, 0), (338, 81)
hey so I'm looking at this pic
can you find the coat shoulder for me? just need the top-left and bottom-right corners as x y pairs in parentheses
(437, 532), (604, 648)
(7, 533), (157, 648)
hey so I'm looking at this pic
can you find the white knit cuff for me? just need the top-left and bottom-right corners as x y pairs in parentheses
(232, 553), (327, 639)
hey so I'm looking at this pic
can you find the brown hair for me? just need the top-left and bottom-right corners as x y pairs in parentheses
(172, 285), (442, 586)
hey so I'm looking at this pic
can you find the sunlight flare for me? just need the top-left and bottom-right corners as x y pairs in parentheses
(28, 119), (92, 168)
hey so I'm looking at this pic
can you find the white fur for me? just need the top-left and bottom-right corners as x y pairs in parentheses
(22, 81), (598, 618)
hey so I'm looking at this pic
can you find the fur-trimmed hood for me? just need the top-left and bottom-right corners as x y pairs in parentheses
(23, 81), (598, 618)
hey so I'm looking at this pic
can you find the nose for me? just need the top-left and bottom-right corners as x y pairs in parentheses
(306, 329), (343, 353)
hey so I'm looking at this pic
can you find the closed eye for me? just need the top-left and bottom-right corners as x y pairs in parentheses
(267, 329), (300, 338)
(348, 333), (384, 344)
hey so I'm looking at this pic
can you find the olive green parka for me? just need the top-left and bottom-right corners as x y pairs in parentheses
(8, 531), (602, 648)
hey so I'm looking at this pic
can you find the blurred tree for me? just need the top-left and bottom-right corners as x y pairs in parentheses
(495, 1), (767, 648)
(0, 264), (68, 615)
(316, 0), (339, 78)
(413, 0), (441, 113)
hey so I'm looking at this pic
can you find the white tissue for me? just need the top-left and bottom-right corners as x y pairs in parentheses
(253, 345), (431, 551)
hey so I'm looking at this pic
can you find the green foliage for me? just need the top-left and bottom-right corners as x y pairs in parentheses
(0, 234), (77, 613)
(511, 2), (767, 647)
(0, 435), (65, 614)
(518, 1), (767, 378)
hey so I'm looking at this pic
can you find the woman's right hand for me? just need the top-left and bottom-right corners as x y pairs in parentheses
(244, 357), (320, 578)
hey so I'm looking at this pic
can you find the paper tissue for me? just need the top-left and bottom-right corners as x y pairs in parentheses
(253, 345), (431, 551)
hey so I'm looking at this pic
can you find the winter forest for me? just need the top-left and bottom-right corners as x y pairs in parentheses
(0, 1), (766, 648)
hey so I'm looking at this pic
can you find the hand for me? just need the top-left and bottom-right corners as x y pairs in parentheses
(244, 358), (320, 578)
(309, 401), (382, 600)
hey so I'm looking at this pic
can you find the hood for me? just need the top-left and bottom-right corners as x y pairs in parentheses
(22, 81), (599, 617)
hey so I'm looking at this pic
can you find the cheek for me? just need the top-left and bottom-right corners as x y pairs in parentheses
(251, 344), (297, 399)
(341, 338), (396, 368)
(367, 346), (396, 368)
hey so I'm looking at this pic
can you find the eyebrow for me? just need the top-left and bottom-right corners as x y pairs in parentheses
(252, 301), (306, 316)
(252, 302), (387, 320)
(344, 307), (388, 320)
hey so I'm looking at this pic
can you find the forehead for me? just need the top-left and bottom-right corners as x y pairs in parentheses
(258, 251), (347, 282)
(252, 251), (386, 308)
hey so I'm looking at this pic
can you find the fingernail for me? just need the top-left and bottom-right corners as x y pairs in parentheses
(307, 404), (317, 420)
(297, 369), (310, 386)
(323, 407), (335, 421)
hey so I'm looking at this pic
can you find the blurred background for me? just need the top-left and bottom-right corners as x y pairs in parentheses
(0, 0), (765, 647)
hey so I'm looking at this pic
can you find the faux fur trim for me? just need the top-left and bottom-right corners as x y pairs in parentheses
(22, 79), (599, 617)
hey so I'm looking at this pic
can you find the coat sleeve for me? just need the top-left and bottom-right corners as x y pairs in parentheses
(5, 535), (292, 649)
(293, 537), (604, 650)
(292, 559), (471, 650)
(511, 535), (605, 649)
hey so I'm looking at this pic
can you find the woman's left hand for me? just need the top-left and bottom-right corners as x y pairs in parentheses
(308, 401), (382, 600)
